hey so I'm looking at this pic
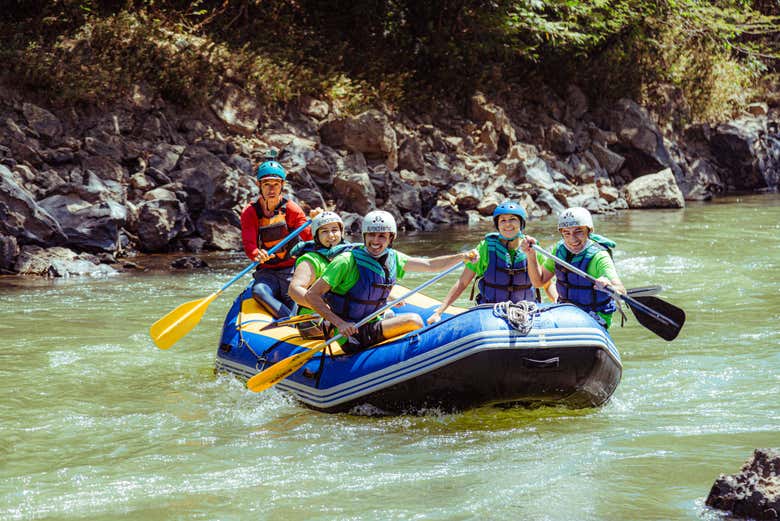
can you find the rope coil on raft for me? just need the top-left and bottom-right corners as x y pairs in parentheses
(492, 301), (537, 334)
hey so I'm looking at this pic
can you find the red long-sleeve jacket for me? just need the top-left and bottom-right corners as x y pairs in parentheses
(240, 198), (312, 269)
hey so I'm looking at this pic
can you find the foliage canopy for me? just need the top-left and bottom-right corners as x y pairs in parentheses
(0, 0), (777, 122)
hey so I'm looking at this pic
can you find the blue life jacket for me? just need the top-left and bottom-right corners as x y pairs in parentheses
(324, 246), (397, 322)
(289, 240), (358, 263)
(553, 238), (617, 315)
(477, 233), (535, 304)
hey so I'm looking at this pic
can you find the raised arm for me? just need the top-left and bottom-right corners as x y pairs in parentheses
(427, 266), (477, 324)
(405, 249), (478, 273)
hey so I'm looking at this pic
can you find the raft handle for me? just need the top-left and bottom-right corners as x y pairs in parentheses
(522, 357), (560, 369)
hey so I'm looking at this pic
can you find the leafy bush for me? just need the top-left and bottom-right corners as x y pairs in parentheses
(0, 0), (776, 121)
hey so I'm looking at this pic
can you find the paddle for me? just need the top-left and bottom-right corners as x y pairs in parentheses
(149, 219), (312, 350)
(260, 313), (322, 331)
(626, 285), (662, 298)
(246, 261), (466, 393)
(527, 240), (685, 341)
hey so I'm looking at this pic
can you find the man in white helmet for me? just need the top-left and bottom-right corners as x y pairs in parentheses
(306, 210), (479, 353)
(522, 207), (626, 329)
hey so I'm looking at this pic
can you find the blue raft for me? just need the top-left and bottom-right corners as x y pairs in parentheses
(215, 285), (622, 414)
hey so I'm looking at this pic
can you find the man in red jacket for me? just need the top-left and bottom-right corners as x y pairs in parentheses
(240, 160), (315, 318)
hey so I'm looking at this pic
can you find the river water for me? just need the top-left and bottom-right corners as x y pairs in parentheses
(1, 194), (779, 521)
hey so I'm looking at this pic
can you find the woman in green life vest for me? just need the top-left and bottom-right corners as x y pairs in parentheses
(427, 201), (556, 325)
(288, 211), (354, 338)
(523, 207), (626, 329)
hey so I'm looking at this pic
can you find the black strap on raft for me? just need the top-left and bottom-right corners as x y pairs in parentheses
(480, 280), (532, 291)
(469, 276), (480, 302)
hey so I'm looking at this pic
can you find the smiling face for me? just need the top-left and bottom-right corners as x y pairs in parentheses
(363, 232), (392, 256)
(496, 214), (522, 239)
(317, 223), (343, 248)
(560, 226), (590, 253)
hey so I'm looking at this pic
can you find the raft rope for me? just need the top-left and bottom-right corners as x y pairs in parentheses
(492, 301), (537, 334)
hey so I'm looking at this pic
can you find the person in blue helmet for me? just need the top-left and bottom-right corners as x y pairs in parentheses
(522, 206), (626, 329)
(305, 210), (478, 353)
(239, 160), (318, 318)
(427, 200), (555, 325)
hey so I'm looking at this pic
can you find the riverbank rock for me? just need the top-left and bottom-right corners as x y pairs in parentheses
(623, 168), (685, 208)
(15, 245), (118, 277)
(706, 448), (780, 520)
(0, 77), (777, 276)
(171, 256), (209, 269)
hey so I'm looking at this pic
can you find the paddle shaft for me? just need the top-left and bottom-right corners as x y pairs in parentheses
(219, 219), (312, 293)
(247, 261), (466, 392)
(529, 243), (680, 329)
(150, 219), (312, 349)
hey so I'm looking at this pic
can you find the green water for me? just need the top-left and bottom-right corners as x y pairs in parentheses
(1, 194), (779, 521)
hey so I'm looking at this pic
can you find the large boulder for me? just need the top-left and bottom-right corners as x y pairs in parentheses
(344, 110), (398, 170)
(709, 116), (777, 191)
(599, 99), (682, 182)
(133, 189), (189, 252)
(706, 448), (780, 520)
(195, 209), (242, 251)
(15, 245), (118, 277)
(0, 165), (66, 246)
(37, 193), (127, 253)
(623, 168), (685, 208)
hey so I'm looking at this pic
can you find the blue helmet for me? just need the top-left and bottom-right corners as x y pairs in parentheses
(256, 161), (286, 181)
(492, 201), (527, 229)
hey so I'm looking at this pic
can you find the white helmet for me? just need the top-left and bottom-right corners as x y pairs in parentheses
(362, 210), (397, 236)
(312, 211), (343, 238)
(558, 207), (594, 230)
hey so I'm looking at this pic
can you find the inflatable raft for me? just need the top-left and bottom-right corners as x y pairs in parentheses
(215, 285), (622, 414)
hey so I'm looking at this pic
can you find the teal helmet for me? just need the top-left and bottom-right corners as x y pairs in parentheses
(492, 201), (527, 229)
(256, 161), (286, 181)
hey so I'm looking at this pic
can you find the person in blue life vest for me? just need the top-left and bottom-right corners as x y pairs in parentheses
(427, 200), (555, 325)
(239, 160), (319, 319)
(522, 206), (626, 329)
(287, 211), (356, 338)
(305, 210), (479, 353)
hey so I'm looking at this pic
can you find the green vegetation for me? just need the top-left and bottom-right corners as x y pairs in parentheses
(1, 1), (777, 124)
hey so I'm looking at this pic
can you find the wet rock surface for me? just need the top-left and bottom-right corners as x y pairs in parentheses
(0, 82), (778, 277)
(706, 448), (780, 520)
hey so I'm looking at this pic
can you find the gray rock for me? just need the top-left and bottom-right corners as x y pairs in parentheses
(38, 193), (128, 252)
(15, 245), (118, 277)
(209, 84), (262, 135)
(623, 168), (685, 208)
(22, 102), (62, 139)
(591, 143), (625, 175)
(398, 137), (425, 173)
(535, 189), (566, 215)
(332, 170), (376, 215)
(171, 256), (209, 269)
(706, 448), (780, 520)
(0, 165), (66, 246)
(195, 209), (241, 250)
(0, 233), (19, 272)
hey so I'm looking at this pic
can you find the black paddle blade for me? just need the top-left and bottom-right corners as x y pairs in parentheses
(625, 295), (686, 341)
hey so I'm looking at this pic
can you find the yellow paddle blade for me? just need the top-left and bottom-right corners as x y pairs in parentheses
(150, 292), (220, 350)
(246, 346), (325, 392)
